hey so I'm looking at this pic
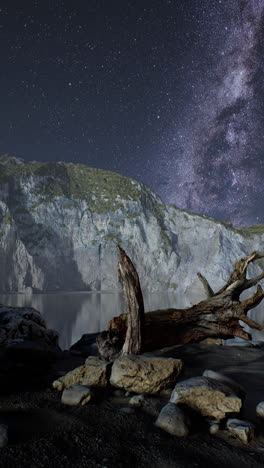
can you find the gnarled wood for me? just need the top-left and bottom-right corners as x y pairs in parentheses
(117, 245), (145, 355)
(102, 251), (264, 354)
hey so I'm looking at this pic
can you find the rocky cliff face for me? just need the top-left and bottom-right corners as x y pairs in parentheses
(0, 155), (263, 309)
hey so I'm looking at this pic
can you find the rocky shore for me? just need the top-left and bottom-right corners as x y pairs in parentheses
(1, 304), (264, 467)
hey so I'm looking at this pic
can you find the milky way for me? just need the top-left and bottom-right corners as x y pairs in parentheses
(0, 1), (263, 226)
(163, 0), (264, 226)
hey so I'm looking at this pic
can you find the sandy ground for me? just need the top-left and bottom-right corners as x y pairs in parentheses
(1, 344), (264, 468)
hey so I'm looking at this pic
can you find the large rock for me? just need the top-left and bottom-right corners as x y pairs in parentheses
(0, 156), (264, 316)
(61, 384), (93, 406)
(110, 355), (183, 394)
(70, 333), (99, 357)
(226, 419), (255, 444)
(202, 370), (245, 399)
(0, 305), (59, 354)
(53, 356), (111, 391)
(170, 376), (242, 420)
(0, 305), (60, 392)
(155, 403), (189, 437)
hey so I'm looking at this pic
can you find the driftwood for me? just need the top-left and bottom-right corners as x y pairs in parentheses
(117, 246), (145, 355)
(97, 249), (264, 358)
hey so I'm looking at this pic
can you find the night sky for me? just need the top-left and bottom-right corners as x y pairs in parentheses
(0, 0), (263, 226)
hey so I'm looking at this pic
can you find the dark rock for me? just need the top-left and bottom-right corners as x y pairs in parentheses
(70, 333), (99, 357)
(0, 305), (60, 392)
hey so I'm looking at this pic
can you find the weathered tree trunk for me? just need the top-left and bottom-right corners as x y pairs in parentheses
(99, 250), (264, 355)
(117, 246), (145, 355)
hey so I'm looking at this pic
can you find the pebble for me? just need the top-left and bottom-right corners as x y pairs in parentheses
(129, 394), (145, 407)
(256, 401), (264, 419)
(61, 384), (93, 406)
(226, 418), (255, 444)
(155, 403), (189, 437)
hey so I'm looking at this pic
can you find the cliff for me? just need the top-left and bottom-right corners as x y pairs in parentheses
(0, 155), (263, 309)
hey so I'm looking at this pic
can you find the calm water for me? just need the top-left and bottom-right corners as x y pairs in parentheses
(1, 291), (263, 350)
(0, 291), (186, 350)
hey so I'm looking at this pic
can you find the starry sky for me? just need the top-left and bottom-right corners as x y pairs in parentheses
(0, 0), (263, 226)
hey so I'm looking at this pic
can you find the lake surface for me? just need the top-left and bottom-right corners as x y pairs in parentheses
(1, 291), (264, 350)
(0, 291), (188, 350)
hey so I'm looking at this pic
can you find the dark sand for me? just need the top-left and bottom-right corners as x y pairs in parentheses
(1, 344), (264, 468)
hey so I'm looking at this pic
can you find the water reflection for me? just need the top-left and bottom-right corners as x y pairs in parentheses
(1, 291), (263, 349)
(0, 291), (184, 350)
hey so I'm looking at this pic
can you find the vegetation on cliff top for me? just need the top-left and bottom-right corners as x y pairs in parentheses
(0, 156), (162, 214)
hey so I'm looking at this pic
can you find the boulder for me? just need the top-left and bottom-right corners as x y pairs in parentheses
(0, 305), (60, 356)
(61, 384), (93, 406)
(70, 333), (99, 357)
(155, 403), (189, 437)
(0, 424), (8, 448)
(226, 419), (255, 444)
(202, 370), (245, 399)
(110, 355), (183, 394)
(53, 356), (111, 391)
(170, 376), (242, 420)
(0, 305), (60, 391)
(256, 401), (264, 418)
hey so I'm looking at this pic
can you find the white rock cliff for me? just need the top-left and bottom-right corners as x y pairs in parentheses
(0, 155), (263, 316)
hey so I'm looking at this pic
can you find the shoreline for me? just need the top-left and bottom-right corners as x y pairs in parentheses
(1, 343), (264, 467)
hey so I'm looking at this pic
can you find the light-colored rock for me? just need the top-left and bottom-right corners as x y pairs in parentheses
(226, 419), (255, 444)
(110, 355), (183, 394)
(129, 394), (145, 407)
(209, 422), (220, 435)
(155, 403), (189, 437)
(53, 356), (111, 391)
(170, 376), (242, 420)
(256, 401), (264, 418)
(202, 370), (245, 399)
(61, 384), (93, 406)
(0, 424), (8, 448)
(200, 338), (223, 345)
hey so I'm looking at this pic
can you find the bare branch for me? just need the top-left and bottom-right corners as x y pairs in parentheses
(217, 251), (264, 296)
(239, 315), (263, 331)
(241, 284), (264, 313)
(197, 272), (215, 298)
(233, 328), (251, 341)
(244, 272), (264, 290)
